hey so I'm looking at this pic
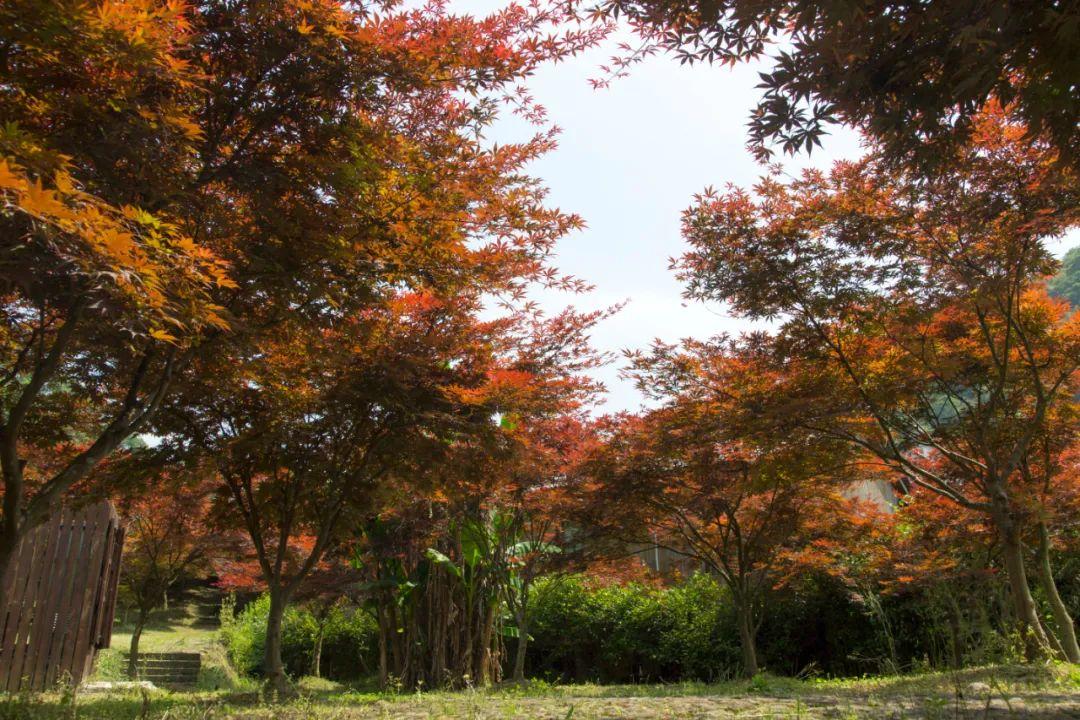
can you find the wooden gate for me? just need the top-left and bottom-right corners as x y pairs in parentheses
(0, 502), (124, 691)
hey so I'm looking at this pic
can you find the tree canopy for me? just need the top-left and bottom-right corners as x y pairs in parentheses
(599, 0), (1080, 168)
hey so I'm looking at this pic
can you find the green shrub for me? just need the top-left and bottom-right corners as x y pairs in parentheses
(657, 574), (740, 681)
(527, 572), (902, 683)
(527, 574), (742, 683)
(219, 594), (267, 675)
(219, 594), (377, 682)
(89, 648), (126, 681)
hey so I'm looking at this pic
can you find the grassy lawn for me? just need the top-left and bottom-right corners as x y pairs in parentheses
(89, 600), (244, 693)
(2, 664), (1073, 719)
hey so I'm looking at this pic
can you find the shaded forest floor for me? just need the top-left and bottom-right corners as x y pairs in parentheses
(7, 663), (1078, 719)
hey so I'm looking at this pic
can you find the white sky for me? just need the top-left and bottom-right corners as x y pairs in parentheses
(458, 0), (1078, 413)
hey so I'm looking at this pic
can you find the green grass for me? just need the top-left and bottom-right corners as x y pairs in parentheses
(90, 601), (250, 693)
(10, 663), (1071, 719)
(110, 625), (218, 654)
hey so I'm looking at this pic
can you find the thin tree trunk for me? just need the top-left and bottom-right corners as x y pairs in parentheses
(945, 591), (965, 670)
(0, 540), (16, 615)
(312, 627), (324, 678)
(128, 606), (149, 679)
(1036, 521), (1080, 662)
(512, 609), (529, 683)
(0, 466), (24, 614)
(263, 588), (292, 698)
(996, 513), (1052, 659)
(735, 596), (759, 678)
(377, 602), (388, 690)
(431, 580), (447, 683)
(389, 601), (402, 680)
(462, 596), (474, 685)
(478, 599), (497, 685)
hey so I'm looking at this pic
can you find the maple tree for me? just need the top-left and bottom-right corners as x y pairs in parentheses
(1017, 401), (1080, 661)
(0, 0), (607, 610)
(161, 294), (506, 694)
(114, 470), (228, 678)
(674, 106), (1080, 658)
(493, 417), (593, 684)
(578, 338), (864, 677)
(350, 306), (607, 690)
(98, 0), (609, 688)
(875, 487), (1005, 669)
(0, 0), (232, 598)
(217, 546), (362, 679)
(598, 0), (1080, 168)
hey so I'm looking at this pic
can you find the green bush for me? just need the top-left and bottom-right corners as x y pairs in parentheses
(527, 573), (899, 683)
(219, 595), (377, 682)
(219, 572), (1036, 685)
(89, 648), (126, 681)
(527, 574), (742, 683)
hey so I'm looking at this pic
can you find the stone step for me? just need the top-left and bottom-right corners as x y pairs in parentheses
(124, 652), (201, 661)
(122, 652), (201, 685)
(136, 671), (199, 679)
(129, 661), (199, 669)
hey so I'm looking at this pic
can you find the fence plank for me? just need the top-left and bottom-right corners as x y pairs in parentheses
(70, 505), (115, 682)
(56, 504), (108, 685)
(5, 511), (66, 692)
(95, 524), (124, 649)
(30, 508), (83, 689)
(84, 514), (121, 684)
(0, 502), (124, 691)
(0, 511), (41, 653)
(0, 512), (55, 691)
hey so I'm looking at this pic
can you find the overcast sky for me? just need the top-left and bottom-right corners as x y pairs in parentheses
(457, 1), (1077, 414)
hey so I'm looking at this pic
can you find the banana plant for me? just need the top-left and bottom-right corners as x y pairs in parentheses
(425, 515), (505, 682)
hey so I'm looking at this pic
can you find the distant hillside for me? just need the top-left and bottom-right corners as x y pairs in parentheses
(1049, 246), (1080, 308)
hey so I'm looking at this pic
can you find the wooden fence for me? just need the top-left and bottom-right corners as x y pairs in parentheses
(0, 502), (124, 691)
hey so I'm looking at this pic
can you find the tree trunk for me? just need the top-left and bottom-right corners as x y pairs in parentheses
(263, 588), (292, 698)
(945, 591), (965, 670)
(389, 601), (402, 679)
(996, 512), (1052, 659)
(128, 606), (149, 679)
(478, 598), (498, 685)
(377, 601), (389, 689)
(1036, 521), (1080, 662)
(512, 609), (529, 684)
(312, 627), (324, 678)
(0, 520), (20, 612)
(735, 597), (759, 678)
(462, 597), (474, 685)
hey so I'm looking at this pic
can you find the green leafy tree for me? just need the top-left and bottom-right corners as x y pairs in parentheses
(1048, 246), (1080, 308)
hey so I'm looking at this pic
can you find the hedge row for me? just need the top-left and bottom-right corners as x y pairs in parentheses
(221, 569), (1067, 684)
